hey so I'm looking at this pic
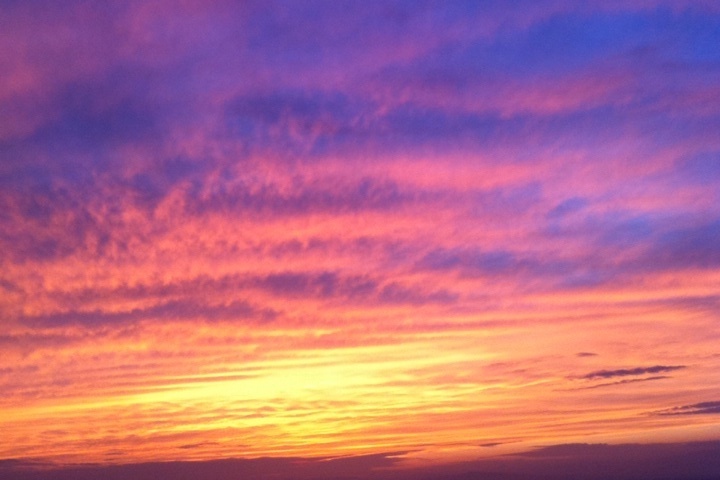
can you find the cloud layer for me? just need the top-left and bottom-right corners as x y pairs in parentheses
(1, 0), (719, 474)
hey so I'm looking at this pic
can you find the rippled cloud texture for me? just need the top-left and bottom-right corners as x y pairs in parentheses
(1, 1), (720, 478)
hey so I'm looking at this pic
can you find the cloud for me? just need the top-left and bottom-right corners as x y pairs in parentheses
(0, 66), (167, 192)
(22, 299), (278, 329)
(226, 90), (368, 154)
(377, 282), (458, 306)
(542, 213), (720, 284)
(177, 442), (220, 450)
(184, 177), (417, 217)
(655, 400), (720, 416)
(39, 270), (459, 320)
(416, 246), (587, 290)
(547, 197), (589, 219)
(579, 365), (685, 380)
(570, 375), (671, 390)
(674, 151), (720, 185)
(642, 219), (720, 270)
(251, 271), (456, 305)
(0, 332), (80, 353)
(0, 278), (21, 293)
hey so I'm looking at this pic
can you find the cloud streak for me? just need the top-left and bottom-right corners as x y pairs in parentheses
(656, 401), (720, 416)
(579, 365), (686, 380)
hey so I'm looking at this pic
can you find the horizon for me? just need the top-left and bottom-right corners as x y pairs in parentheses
(4, 440), (720, 480)
(1, 1), (719, 479)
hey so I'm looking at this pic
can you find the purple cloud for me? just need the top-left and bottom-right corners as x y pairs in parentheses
(580, 365), (686, 380)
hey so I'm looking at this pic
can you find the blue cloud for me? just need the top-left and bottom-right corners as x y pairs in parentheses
(547, 197), (589, 218)
(674, 151), (720, 185)
(645, 219), (720, 269)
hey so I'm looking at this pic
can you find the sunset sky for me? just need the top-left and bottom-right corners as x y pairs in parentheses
(1, 1), (720, 479)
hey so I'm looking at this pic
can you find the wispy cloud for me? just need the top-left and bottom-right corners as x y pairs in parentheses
(655, 401), (720, 416)
(579, 366), (686, 380)
(571, 376), (671, 391)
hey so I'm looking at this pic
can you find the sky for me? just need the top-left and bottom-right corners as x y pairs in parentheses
(1, 1), (720, 479)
